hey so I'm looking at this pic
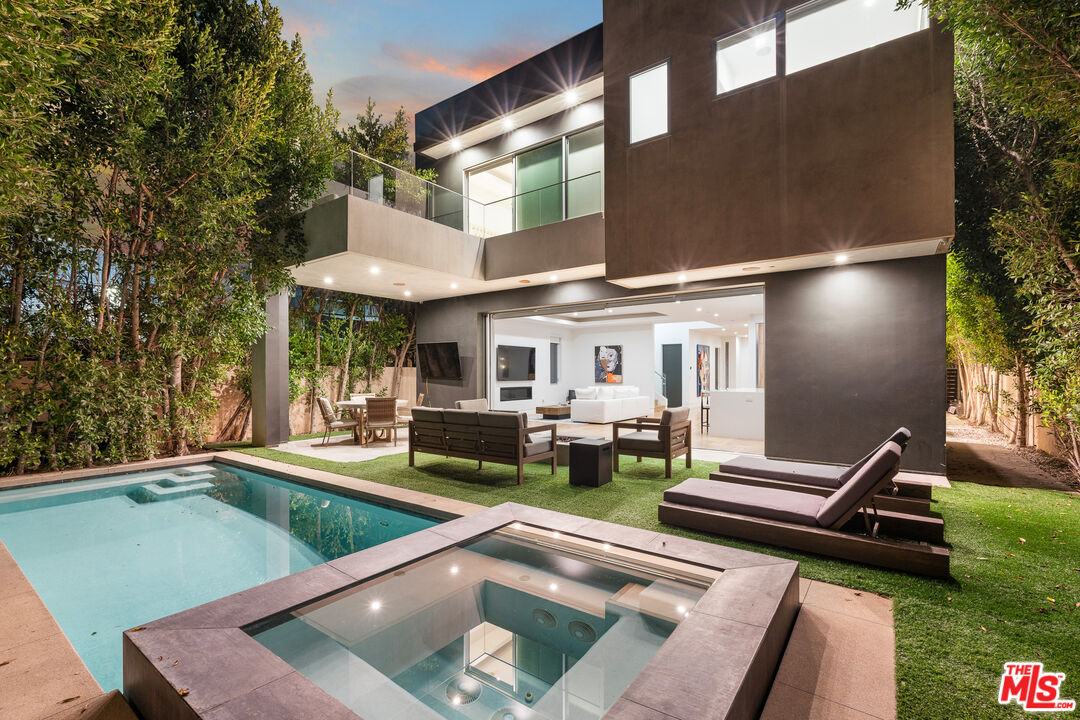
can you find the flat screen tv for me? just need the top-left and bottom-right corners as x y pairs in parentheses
(496, 345), (536, 381)
(416, 342), (462, 380)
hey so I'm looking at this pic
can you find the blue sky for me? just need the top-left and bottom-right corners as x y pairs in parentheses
(275, 0), (602, 128)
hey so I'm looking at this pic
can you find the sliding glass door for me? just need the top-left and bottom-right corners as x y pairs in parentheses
(515, 140), (563, 231)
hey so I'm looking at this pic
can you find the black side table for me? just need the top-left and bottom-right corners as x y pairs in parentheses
(569, 438), (613, 487)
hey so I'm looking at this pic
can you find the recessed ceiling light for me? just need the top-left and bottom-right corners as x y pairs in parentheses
(572, 312), (578, 316)
(404, 290), (412, 297)
(713, 313), (718, 318)
(741, 266), (760, 272)
(563, 88), (580, 106)
(502, 117), (514, 131)
(606, 308), (613, 313)
(519, 279), (531, 284)
(677, 273), (688, 282)
(323, 276), (333, 284)
(548, 274), (558, 281)
(836, 253), (849, 264)
(696, 307), (702, 312)
(602, 543), (611, 551)
(370, 600), (382, 611)
(743, 323), (748, 327)
(721, 327), (726, 331)
(369, 266), (380, 275)
(674, 299), (680, 304)
(552, 531), (561, 538)
(449, 138), (462, 151)
(549, 583), (559, 591)
(450, 565), (459, 575)
(512, 522), (522, 529)
(450, 282), (458, 289)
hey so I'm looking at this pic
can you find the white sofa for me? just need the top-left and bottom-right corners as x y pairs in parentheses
(570, 385), (653, 423)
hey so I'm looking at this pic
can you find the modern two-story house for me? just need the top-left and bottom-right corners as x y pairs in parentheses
(259, 0), (953, 474)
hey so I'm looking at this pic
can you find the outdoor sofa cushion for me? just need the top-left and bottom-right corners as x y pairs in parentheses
(815, 442), (902, 528)
(524, 439), (554, 457)
(441, 409), (479, 425)
(718, 427), (911, 489)
(454, 398), (489, 411)
(664, 478), (824, 525)
(617, 431), (662, 452)
(410, 407), (444, 423)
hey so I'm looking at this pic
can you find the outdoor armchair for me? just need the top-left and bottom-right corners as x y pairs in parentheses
(612, 407), (692, 478)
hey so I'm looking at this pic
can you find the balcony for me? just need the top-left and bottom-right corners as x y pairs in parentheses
(296, 151), (605, 300)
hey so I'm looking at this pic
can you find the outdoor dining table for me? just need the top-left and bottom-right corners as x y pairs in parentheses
(335, 398), (408, 445)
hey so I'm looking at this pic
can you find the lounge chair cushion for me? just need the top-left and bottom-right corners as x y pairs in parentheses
(618, 430), (662, 452)
(664, 478), (823, 526)
(718, 427), (912, 489)
(524, 439), (553, 457)
(719, 456), (847, 489)
(816, 442), (902, 528)
(660, 407), (689, 425)
(410, 408), (444, 423)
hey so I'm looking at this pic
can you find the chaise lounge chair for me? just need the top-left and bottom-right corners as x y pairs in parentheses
(659, 442), (950, 578)
(717, 428), (934, 499)
(711, 428), (943, 542)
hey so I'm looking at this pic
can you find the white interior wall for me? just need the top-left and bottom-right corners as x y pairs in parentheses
(565, 325), (655, 398)
(488, 318), (574, 412)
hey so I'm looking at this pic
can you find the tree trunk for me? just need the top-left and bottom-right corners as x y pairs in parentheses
(338, 296), (360, 401)
(307, 289), (330, 433)
(169, 352), (186, 454)
(1013, 359), (1028, 447)
(390, 315), (416, 399)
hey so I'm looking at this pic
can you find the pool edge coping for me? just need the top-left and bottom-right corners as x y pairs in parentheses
(122, 503), (800, 720)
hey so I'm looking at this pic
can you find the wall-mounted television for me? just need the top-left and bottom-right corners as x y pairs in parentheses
(496, 345), (536, 381)
(416, 342), (462, 381)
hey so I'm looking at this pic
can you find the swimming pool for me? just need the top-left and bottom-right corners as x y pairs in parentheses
(0, 462), (438, 691)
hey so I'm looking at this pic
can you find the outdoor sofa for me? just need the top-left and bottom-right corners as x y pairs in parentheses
(659, 442), (951, 578)
(409, 408), (556, 484)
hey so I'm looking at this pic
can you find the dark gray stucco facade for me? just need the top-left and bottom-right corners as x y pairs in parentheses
(416, 254), (945, 473)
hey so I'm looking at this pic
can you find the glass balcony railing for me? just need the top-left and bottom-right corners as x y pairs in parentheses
(327, 150), (602, 239)
(330, 150), (467, 231)
(470, 171), (603, 238)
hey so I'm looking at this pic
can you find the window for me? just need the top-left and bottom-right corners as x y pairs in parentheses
(629, 62), (668, 144)
(715, 19), (777, 95)
(566, 126), (603, 219)
(786, 0), (929, 74)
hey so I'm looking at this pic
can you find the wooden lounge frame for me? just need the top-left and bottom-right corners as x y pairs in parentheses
(408, 417), (557, 485)
(612, 416), (692, 478)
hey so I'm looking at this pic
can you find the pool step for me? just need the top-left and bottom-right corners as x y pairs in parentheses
(127, 481), (214, 504)
(157, 473), (215, 487)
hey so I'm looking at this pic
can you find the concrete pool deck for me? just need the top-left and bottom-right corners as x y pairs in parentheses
(1, 451), (899, 719)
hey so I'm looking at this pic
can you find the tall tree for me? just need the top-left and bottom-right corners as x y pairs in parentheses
(0, 0), (339, 472)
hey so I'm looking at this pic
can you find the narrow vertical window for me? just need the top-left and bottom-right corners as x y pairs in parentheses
(715, 19), (777, 95)
(629, 62), (668, 144)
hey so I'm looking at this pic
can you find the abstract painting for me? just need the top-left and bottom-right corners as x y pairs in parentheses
(594, 345), (623, 384)
(696, 344), (710, 397)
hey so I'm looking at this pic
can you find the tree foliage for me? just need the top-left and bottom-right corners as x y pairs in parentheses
(929, 0), (1080, 471)
(0, 0), (338, 473)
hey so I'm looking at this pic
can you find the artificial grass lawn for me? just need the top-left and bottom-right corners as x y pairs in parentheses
(237, 446), (1078, 719)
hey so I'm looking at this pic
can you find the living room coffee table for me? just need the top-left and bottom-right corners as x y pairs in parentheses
(536, 403), (571, 420)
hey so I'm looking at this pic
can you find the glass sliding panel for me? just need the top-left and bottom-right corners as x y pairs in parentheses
(467, 159), (513, 237)
(566, 125), (604, 219)
(786, 0), (929, 74)
(629, 62), (668, 144)
(716, 18), (777, 95)
(515, 140), (563, 231)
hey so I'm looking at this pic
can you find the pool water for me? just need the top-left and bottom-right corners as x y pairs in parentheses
(0, 463), (437, 691)
(254, 531), (708, 720)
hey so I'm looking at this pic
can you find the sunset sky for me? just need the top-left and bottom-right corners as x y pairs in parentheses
(275, 0), (602, 129)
